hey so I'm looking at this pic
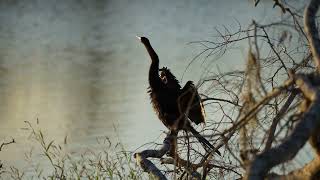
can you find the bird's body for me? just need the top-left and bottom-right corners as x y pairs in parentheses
(137, 36), (220, 155)
(148, 68), (205, 130)
(148, 83), (181, 129)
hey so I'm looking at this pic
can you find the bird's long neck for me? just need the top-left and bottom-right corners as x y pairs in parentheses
(142, 41), (162, 90)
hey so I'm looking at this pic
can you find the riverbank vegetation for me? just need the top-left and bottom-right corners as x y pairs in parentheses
(0, 121), (142, 179)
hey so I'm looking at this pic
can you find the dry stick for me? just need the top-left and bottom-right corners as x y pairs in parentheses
(271, 157), (320, 179)
(202, 96), (240, 107)
(200, 79), (292, 168)
(161, 157), (202, 179)
(0, 138), (15, 151)
(134, 133), (174, 180)
(224, 80), (291, 136)
(198, 81), (292, 168)
(252, 20), (267, 96)
(185, 130), (190, 179)
(264, 91), (297, 151)
(246, 75), (320, 180)
(261, 26), (289, 74)
(264, 95), (320, 179)
(304, 0), (320, 71)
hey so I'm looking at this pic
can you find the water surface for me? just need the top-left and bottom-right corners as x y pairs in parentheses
(0, 0), (280, 169)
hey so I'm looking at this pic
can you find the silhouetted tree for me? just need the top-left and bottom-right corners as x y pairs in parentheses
(135, 0), (320, 179)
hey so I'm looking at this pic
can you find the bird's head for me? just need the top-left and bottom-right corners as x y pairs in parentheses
(159, 67), (181, 89)
(160, 69), (168, 84)
(136, 36), (150, 45)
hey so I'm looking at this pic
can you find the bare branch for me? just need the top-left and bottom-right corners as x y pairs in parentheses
(0, 138), (15, 151)
(283, 157), (320, 179)
(246, 74), (320, 179)
(134, 133), (174, 180)
(304, 0), (320, 70)
(264, 90), (297, 150)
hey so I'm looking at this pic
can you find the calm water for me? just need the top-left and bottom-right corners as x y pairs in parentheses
(0, 0), (280, 169)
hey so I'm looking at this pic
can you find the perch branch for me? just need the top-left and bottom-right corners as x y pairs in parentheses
(134, 133), (175, 180)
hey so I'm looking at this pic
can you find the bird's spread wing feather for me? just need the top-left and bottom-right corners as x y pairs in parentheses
(179, 81), (206, 125)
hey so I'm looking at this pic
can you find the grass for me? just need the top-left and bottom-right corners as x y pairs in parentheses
(0, 121), (144, 180)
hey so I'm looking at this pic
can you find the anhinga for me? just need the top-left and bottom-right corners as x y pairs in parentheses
(137, 36), (220, 156)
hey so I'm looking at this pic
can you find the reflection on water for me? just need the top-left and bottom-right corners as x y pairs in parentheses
(0, 0), (277, 169)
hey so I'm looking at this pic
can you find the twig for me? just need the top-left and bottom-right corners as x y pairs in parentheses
(0, 138), (15, 151)
(246, 74), (320, 179)
(264, 90), (297, 150)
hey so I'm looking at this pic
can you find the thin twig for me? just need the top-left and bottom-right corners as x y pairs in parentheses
(0, 138), (15, 151)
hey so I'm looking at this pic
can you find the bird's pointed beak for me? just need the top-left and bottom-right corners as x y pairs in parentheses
(136, 35), (141, 40)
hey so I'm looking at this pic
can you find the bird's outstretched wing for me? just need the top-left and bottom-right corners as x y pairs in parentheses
(178, 81), (205, 125)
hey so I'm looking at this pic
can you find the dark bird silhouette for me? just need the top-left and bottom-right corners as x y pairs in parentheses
(137, 36), (220, 156)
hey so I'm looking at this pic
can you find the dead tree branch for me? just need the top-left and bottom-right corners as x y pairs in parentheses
(134, 133), (175, 180)
(246, 74), (320, 179)
(134, 131), (217, 179)
(304, 0), (320, 70)
(264, 90), (297, 151)
(0, 138), (15, 151)
(245, 1), (320, 179)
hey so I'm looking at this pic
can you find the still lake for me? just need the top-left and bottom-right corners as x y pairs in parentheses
(0, 0), (279, 170)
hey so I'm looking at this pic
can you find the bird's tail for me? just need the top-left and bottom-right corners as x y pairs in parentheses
(187, 124), (221, 156)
